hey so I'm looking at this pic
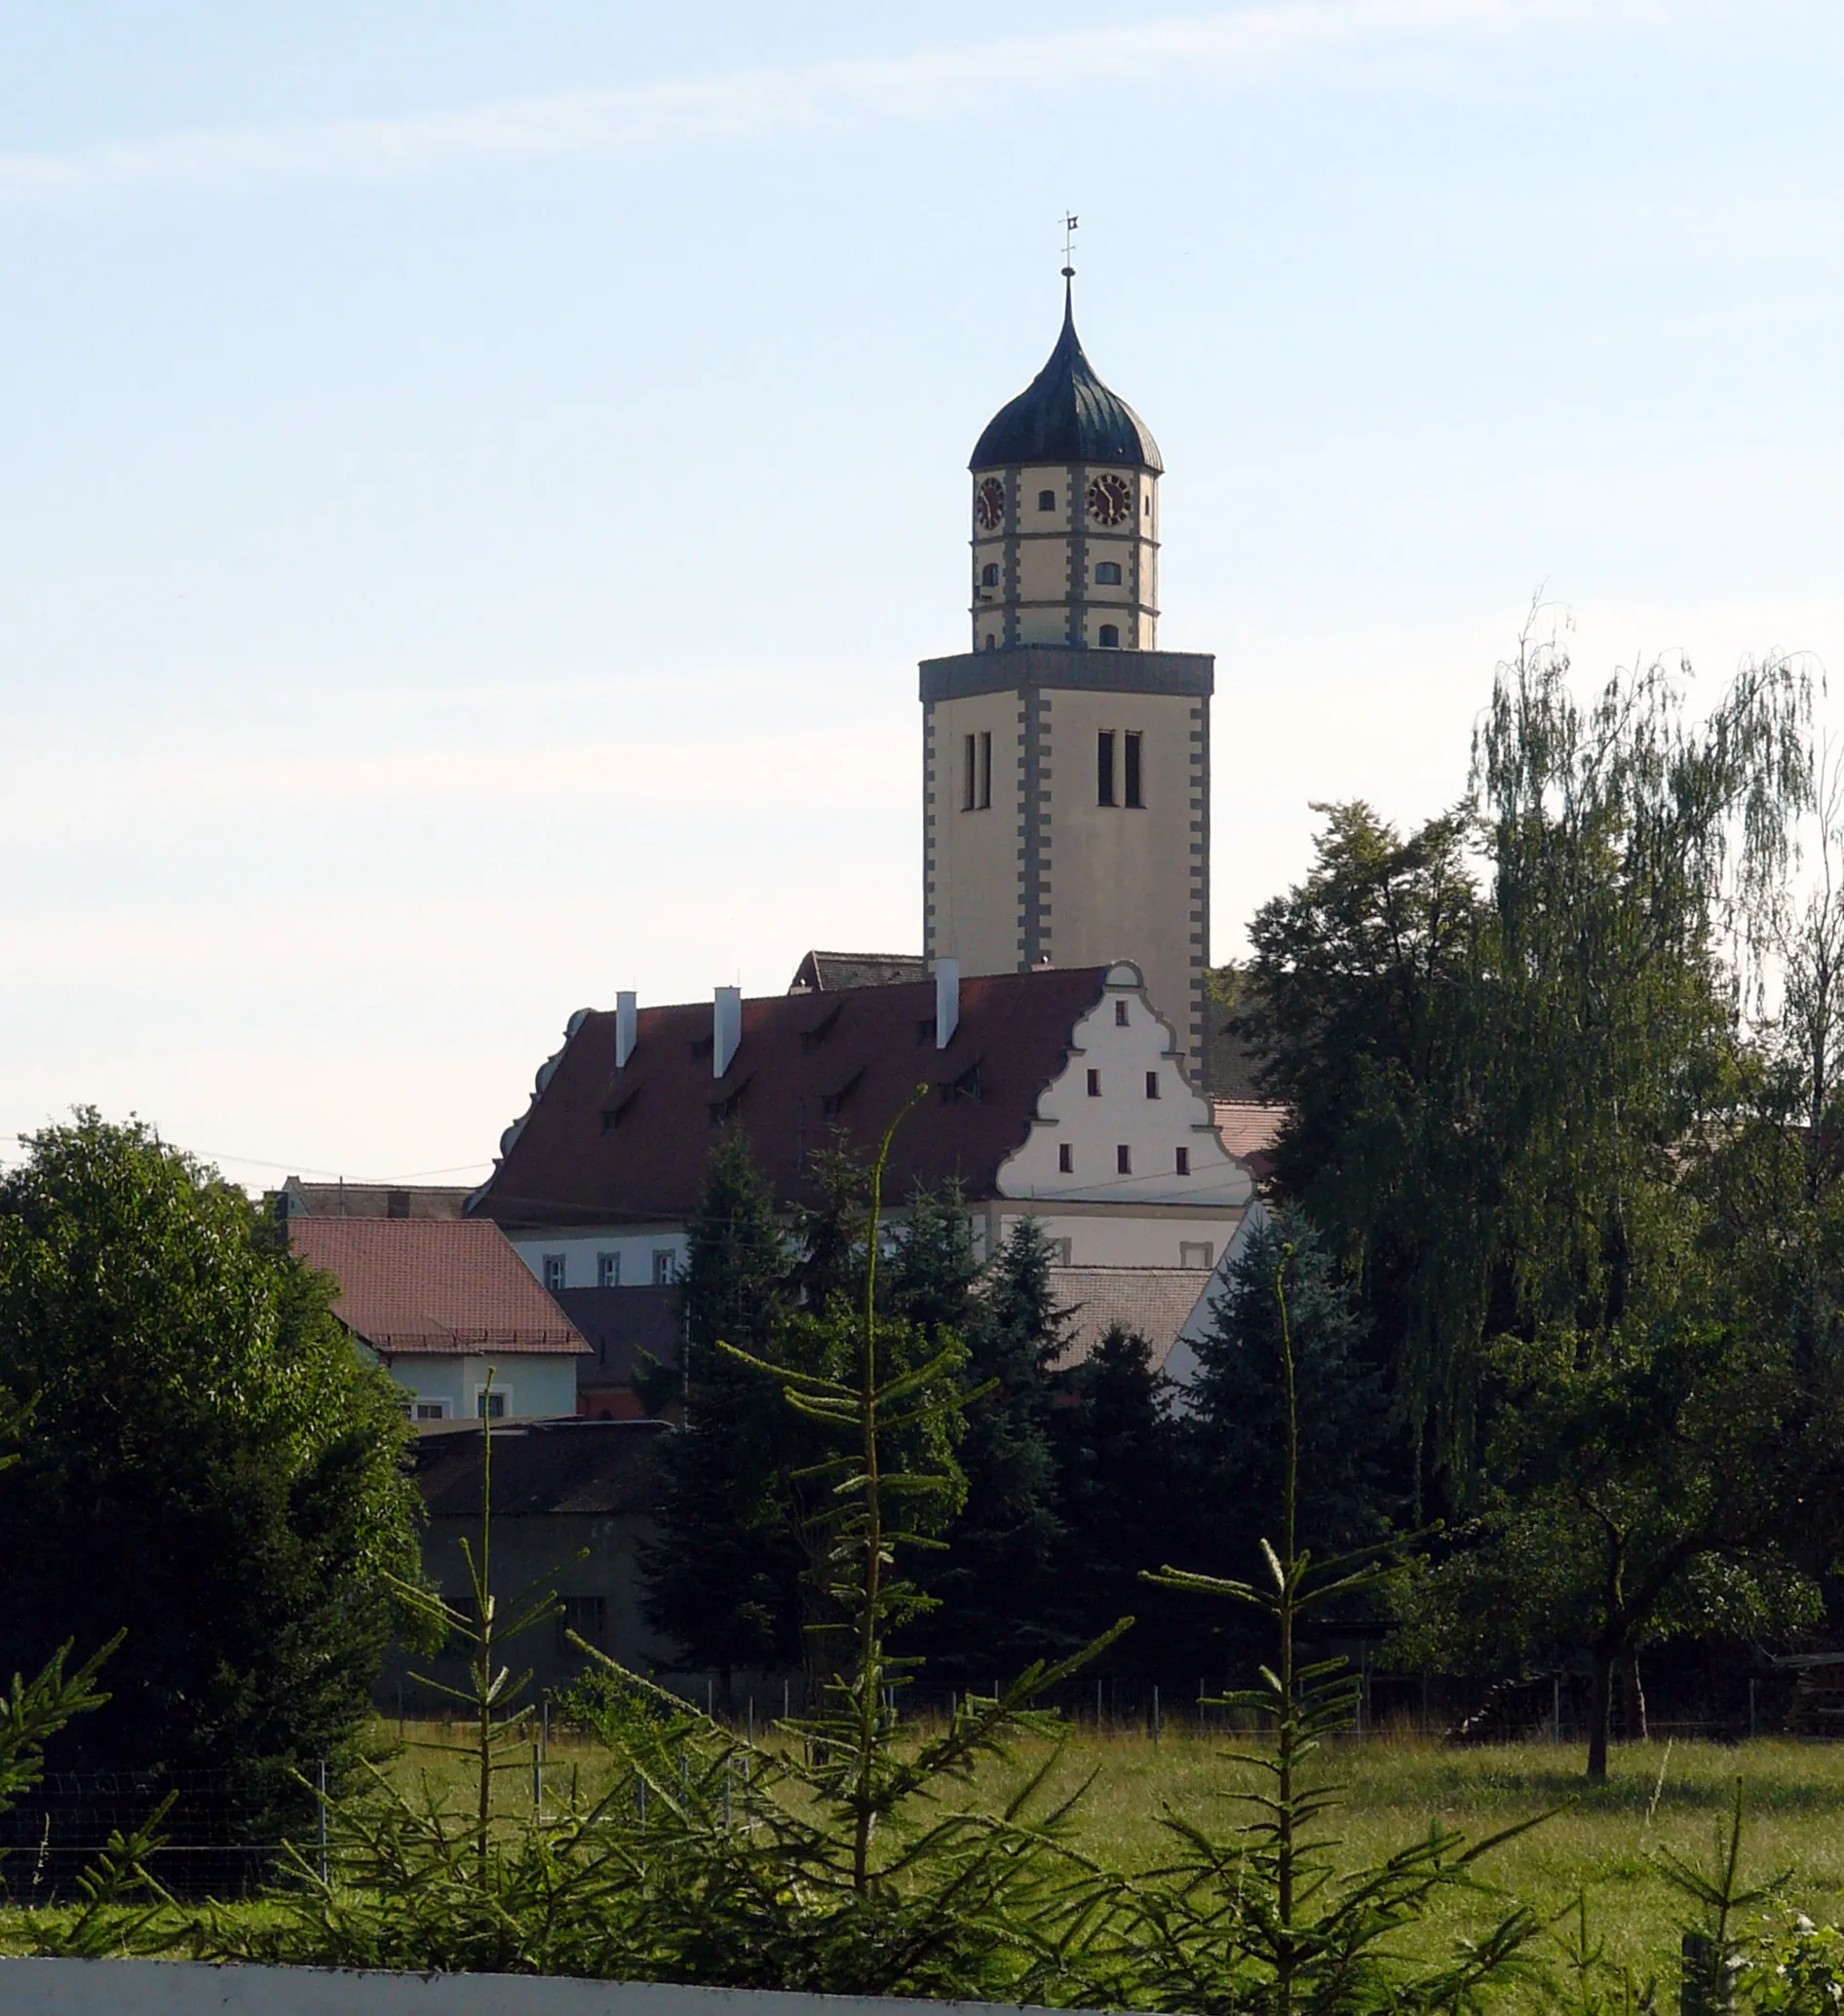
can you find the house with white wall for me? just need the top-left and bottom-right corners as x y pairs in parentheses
(290, 1216), (590, 1423)
(468, 961), (1256, 1292)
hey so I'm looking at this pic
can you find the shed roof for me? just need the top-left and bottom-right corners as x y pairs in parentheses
(290, 1217), (590, 1355)
(472, 966), (1114, 1229)
(1049, 1266), (1215, 1376)
(414, 1420), (669, 1518)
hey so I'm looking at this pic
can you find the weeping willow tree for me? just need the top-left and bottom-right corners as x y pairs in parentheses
(1241, 620), (1816, 1477)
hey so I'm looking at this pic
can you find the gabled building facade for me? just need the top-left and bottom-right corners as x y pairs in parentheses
(469, 962), (1254, 1283)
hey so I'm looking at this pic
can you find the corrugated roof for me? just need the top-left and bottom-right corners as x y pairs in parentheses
(415, 1420), (670, 1518)
(472, 966), (1113, 1230)
(1050, 1266), (1215, 1375)
(971, 283), (1163, 474)
(290, 1217), (590, 1355)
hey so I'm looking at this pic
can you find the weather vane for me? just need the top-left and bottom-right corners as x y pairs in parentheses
(1061, 211), (1079, 278)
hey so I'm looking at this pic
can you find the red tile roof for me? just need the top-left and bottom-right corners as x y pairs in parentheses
(473, 967), (1114, 1230)
(290, 1217), (590, 1355)
(1212, 1099), (1285, 1179)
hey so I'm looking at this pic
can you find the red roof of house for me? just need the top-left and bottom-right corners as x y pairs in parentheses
(1212, 1099), (1284, 1182)
(290, 1217), (590, 1355)
(472, 967), (1115, 1230)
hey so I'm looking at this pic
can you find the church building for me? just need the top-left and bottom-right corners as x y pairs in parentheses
(463, 278), (1262, 1409)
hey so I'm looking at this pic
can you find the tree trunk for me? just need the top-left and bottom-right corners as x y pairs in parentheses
(1587, 1647), (1613, 1780)
(1621, 1654), (1648, 1741)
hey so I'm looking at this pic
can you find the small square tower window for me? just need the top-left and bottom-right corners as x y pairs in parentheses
(1145, 1071), (1161, 1099)
(1057, 1143), (1073, 1174)
(1115, 1000), (1130, 1027)
(1037, 488), (1056, 511)
(542, 1253), (565, 1292)
(1086, 1068), (1101, 1096)
(1116, 1144), (1133, 1175)
(1175, 1147), (1191, 1176)
(980, 562), (999, 587)
(1098, 624), (1120, 648)
(983, 631), (996, 650)
(597, 1251), (621, 1287)
(1095, 561), (1122, 585)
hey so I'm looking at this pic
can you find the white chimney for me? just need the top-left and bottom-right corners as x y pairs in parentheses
(615, 991), (637, 1069)
(935, 958), (960, 1049)
(713, 986), (743, 1078)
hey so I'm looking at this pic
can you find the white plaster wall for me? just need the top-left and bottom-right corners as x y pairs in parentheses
(506, 1227), (690, 1293)
(997, 965), (1250, 1207)
(926, 691), (1023, 978)
(373, 1350), (580, 1422)
(990, 1205), (1245, 1269)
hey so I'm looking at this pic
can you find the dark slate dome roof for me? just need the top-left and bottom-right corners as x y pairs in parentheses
(970, 283), (1163, 474)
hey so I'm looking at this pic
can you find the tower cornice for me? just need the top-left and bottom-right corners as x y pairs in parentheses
(920, 645), (1213, 704)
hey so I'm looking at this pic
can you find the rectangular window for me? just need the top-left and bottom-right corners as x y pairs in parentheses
(963, 734), (977, 811)
(1175, 1146), (1190, 1176)
(542, 1253), (565, 1293)
(1125, 731), (1143, 809)
(1180, 1240), (1213, 1269)
(1049, 1237), (1073, 1265)
(1096, 731), (1116, 806)
(1086, 1068), (1101, 1097)
(1115, 999), (1130, 1026)
(1057, 1143), (1073, 1173)
(596, 1251), (621, 1288)
(1116, 1144), (1133, 1176)
(979, 730), (992, 809)
(414, 1400), (448, 1422)
(652, 1248), (677, 1285)
(1145, 1070), (1161, 1099)
(476, 1388), (508, 1420)
(557, 1594), (607, 1654)
(1095, 560), (1122, 585)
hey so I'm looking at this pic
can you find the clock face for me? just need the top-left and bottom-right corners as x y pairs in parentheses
(1086, 474), (1133, 526)
(974, 476), (1005, 531)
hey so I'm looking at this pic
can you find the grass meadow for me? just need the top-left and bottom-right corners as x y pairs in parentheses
(378, 1719), (1844, 1997)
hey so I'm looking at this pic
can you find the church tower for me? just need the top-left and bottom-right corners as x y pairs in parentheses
(921, 277), (1213, 1073)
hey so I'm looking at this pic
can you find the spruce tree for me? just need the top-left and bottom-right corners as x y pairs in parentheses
(1181, 1217), (1395, 1678)
(911, 1216), (1068, 1679)
(639, 1132), (802, 1686)
(1049, 1324), (1193, 1677)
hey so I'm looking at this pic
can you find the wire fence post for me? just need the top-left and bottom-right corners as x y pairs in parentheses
(316, 1758), (328, 1887)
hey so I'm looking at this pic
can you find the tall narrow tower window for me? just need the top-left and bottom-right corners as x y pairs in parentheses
(1096, 731), (1116, 806)
(1124, 732), (1143, 808)
(963, 733), (992, 810)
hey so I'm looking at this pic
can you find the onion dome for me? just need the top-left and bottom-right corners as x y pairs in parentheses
(970, 279), (1163, 474)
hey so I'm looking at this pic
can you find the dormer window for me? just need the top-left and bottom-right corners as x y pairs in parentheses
(1038, 488), (1056, 511)
(1095, 562), (1122, 585)
(1098, 624), (1121, 648)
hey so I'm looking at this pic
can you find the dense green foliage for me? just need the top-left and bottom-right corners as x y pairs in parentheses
(0, 1112), (422, 1824)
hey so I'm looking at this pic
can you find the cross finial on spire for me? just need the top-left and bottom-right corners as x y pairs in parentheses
(1061, 210), (1078, 278)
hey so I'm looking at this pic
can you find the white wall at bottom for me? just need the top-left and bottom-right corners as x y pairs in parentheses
(0, 1958), (1080, 2016)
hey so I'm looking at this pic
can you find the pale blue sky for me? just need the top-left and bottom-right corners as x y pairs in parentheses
(4, 1), (1843, 1184)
